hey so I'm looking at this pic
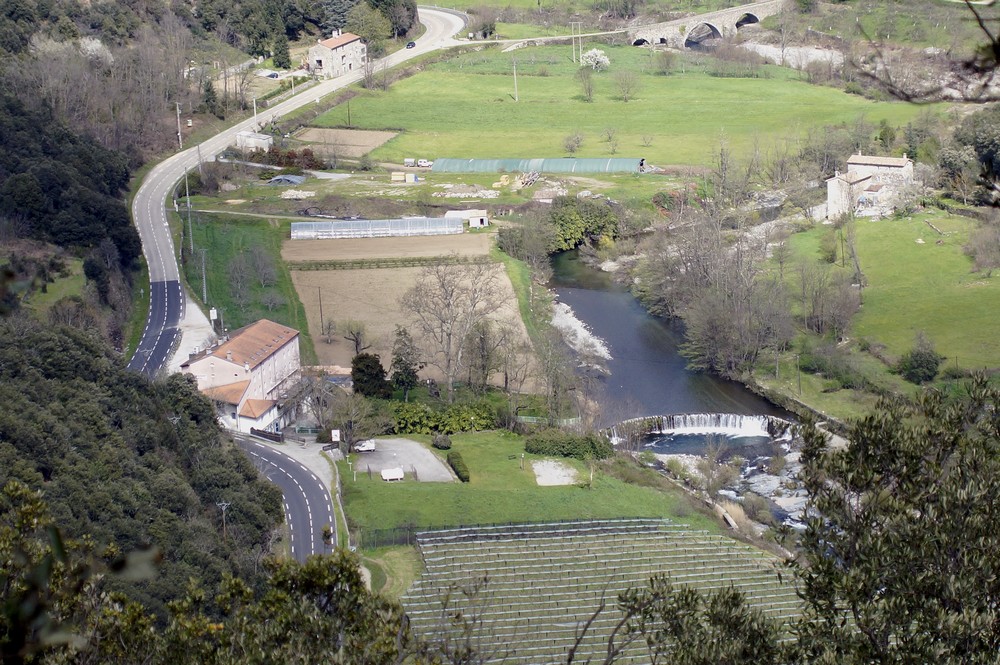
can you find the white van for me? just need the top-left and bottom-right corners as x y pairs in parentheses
(417, 159), (433, 168)
(403, 158), (416, 167)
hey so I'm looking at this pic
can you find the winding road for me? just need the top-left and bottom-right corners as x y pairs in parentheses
(236, 436), (337, 562)
(127, 8), (466, 558)
(127, 6), (466, 378)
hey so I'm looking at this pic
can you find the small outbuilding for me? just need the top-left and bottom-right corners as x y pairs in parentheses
(445, 209), (490, 228)
(236, 131), (273, 152)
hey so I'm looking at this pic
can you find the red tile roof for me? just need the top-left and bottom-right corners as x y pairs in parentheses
(318, 32), (362, 49)
(204, 380), (250, 405)
(198, 319), (298, 370)
(240, 398), (277, 418)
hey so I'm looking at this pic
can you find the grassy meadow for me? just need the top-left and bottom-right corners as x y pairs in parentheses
(755, 209), (1000, 421)
(313, 44), (932, 166)
(340, 430), (718, 537)
(180, 212), (317, 363)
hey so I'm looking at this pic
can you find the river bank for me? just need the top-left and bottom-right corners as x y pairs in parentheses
(556, 247), (851, 435)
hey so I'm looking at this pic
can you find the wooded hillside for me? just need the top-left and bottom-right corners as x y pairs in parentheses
(0, 318), (283, 617)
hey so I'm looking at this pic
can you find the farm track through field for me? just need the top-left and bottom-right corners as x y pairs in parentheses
(288, 254), (492, 270)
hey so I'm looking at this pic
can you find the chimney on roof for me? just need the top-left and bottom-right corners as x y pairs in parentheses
(226, 350), (233, 362)
(244, 361), (250, 372)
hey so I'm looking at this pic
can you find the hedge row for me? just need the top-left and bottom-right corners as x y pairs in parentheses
(391, 400), (497, 435)
(524, 429), (613, 460)
(447, 451), (470, 482)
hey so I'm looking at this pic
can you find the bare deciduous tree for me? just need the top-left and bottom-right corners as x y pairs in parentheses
(576, 67), (594, 102)
(614, 70), (640, 102)
(248, 245), (278, 287)
(342, 320), (371, 356)
(400, 261), (504, 403)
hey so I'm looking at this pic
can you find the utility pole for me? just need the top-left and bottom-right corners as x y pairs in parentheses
(196, 143), (204, 177)
(185, 170), (193, 254)
(347, 98), (351, 127)
(200, 248), (207, 303)
(317, 285), (324, 338)
(570, 22), (583, 63)
(513, 60), (519, 102)
(216, 501), (230, 543)
(175, 102), (183, 151)
(253, 96), (258, 129)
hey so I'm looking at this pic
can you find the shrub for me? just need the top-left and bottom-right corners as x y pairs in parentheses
(799, 342), (872, 391)
(391, 402), (438, 435)
(524, 428), (613, 460)
(439, 401), (497, 434)
(742, 493), (774, 525)
(897, 334), (944, 384)
(447, 451), (470, 482)
(432, 433), (452, 450)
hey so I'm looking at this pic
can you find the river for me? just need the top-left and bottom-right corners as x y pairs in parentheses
(549, 250), (787, 431)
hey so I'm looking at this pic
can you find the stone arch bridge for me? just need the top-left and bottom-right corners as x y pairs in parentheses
(630, 0), (786, 49)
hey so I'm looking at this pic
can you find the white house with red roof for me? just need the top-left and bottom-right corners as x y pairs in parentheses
(181, 319), (301, 433)
(307, 29), (366, 79)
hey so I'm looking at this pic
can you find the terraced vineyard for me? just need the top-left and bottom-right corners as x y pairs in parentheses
(402, 518), (801, 663)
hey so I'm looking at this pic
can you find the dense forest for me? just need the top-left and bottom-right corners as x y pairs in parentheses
(0, 318), (283, 618)
(0, 93), (138, 268)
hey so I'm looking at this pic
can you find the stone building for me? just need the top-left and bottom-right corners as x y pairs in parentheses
(307, 29), (366, 79)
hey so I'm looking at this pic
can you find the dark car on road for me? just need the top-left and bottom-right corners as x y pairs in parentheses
(406, 41), (416, 49)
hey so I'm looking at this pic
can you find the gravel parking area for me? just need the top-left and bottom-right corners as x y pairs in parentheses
(352, 438), (454, 482)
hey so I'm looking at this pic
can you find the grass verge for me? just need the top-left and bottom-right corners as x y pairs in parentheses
(183, 212), (317, 363)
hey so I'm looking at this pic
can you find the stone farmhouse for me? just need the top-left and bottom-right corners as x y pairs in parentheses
(826, 154), (914, 220)
(181, 319), (301, 434)
(307, 29), (366, 79)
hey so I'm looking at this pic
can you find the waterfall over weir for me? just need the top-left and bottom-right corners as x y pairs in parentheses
(657, 413), (773, 438)
(610, 414), (794, 454)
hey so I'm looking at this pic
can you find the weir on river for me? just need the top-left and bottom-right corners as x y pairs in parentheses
(549, 251), (793, 434)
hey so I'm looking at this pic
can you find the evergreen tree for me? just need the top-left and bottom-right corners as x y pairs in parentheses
(322, 0), (359, 33)
(351, 352), (391, 399)
(272, 32), (291, 68)
(390, 325), (423, 402)
(201, 79), (222, 118)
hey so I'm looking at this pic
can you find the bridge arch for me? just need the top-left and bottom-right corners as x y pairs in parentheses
(683, 22), (722, 48)
(735, 12), (760, 28)
(632, 38), (649, 46)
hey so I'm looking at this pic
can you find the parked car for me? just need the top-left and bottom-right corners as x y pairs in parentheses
(406, 41), (416, 49)
(417, 159), (433, 167)
(267, 72), (279, 78)
(354, 439), (376, 452)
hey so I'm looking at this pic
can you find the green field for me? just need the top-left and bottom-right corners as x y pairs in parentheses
(340, 431), (718, 536)
(313, 44), (930, 166)
(851, 211), (1000, 367)
(755, 209), (1000, 422)
(181, 212), (317, 363)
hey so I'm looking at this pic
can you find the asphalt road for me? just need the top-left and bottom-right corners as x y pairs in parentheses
(126, 6), (467, 378)
(237, 437), (337, 562)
